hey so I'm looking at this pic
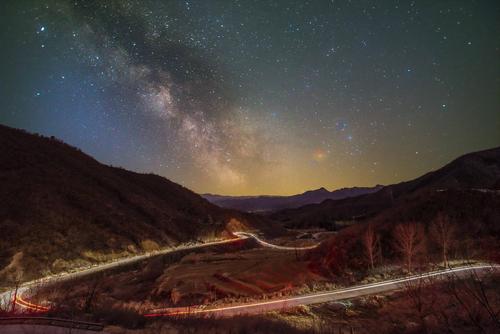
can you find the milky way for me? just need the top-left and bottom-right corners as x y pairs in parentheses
(1, 1), (499, 195)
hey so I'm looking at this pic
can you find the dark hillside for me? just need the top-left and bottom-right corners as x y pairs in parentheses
(271, 147), (500, 229)
(308, 188), (500, 277)
(0, 125), (265, 284)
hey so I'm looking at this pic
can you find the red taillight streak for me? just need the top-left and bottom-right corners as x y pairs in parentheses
(15, 295), (50, 312)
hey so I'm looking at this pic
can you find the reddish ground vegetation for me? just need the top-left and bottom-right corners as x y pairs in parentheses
(308, 188), (500, 277)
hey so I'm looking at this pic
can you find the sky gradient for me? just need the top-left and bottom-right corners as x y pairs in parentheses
(1, 0), (499, 195)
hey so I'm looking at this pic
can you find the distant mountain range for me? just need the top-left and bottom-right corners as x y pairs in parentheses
(203, 185), (383, 213)
(270, 147), (500, 229)
(0, 125), (270, 284)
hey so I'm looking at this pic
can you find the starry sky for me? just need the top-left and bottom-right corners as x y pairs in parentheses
(1, 1), (499, 195)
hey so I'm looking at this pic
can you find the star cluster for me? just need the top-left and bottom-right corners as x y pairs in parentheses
(1, 0), (499, 195)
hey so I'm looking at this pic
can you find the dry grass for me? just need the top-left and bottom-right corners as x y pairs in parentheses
(34, 239), (326, 311)
(152, 247), (325, 306)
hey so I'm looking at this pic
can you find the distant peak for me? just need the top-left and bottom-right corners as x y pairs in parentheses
(303, 187), (329, 194)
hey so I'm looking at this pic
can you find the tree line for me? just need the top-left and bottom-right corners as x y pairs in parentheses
(363, 212), (457, 273)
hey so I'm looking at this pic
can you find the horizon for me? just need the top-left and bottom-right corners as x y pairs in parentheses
(2, 120), (499, 198)
(1, 1), (499, 196)
(3, 122), (499, 197)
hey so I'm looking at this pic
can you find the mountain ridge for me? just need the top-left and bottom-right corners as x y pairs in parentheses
(270, 146), (500, 229)
(202, 185), (384, 212)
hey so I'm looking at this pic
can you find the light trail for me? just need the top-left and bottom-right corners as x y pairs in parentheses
(14, 295), (49, 312)
(233, 232), (319, 250)
(144, 264), (499, 318)
(10, 231), (490, 319)
(1, 230), (309, 307)
(0, 235), (246, 314)
(1, 231), (293, 315)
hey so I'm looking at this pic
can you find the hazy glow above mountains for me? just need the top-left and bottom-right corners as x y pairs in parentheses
(1, 1), (499, 195)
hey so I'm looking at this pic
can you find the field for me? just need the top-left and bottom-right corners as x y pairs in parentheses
(31, 233), (329, 317)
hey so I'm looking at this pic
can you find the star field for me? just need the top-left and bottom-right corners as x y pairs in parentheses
(1, 0), (499, 195)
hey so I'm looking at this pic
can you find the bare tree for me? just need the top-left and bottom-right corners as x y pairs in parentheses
(464, 269), (500, 328)
(10, 281), (19, 313)
(393, 222), (424, 273)
(84, 274), (102, 313)
(363, 223), (379, 270)
(403, 276), (437, 333)
(8, 274), (23, 314)
(443, 268), (500, 333)
(430, 212), (456, 267)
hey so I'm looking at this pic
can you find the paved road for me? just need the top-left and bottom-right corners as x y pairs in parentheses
(0, 236), (247, 312)
(5, 233), (496, 321)
(1, 231), (312, 312)
(234, 232), (319, 250)
(145, 264), (498, 318)
(0, 236), (254, 333)
(0, 324), (103, 334)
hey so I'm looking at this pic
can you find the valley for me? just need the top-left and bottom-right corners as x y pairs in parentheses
(1, 126), (499, 334)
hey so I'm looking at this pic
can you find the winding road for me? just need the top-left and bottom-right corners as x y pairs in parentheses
(0, 231), (311, 312)
(0, 235), (251, 312)
(1, 232), (497, 321)
(145, 264), (499, 318)
(233, 232), (319, 250)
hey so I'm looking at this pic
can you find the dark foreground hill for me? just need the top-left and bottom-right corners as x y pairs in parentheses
(308, 187), (500, 277)
(203, 185), (382, 213)
(271, 147), (500, 229)
(0, 125), (267, 284)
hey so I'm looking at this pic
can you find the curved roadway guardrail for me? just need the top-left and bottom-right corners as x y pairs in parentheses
(0, 316), (104, 331)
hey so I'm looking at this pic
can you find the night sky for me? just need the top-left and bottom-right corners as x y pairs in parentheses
(1, 1), (499, 195)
